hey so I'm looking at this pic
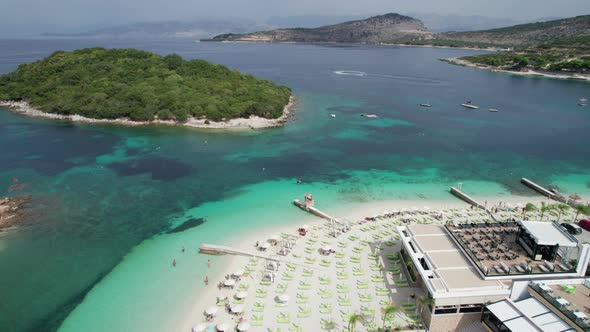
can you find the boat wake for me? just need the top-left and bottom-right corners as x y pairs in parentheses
(333, 70), (445, 85)
(333, 70), (367, 77)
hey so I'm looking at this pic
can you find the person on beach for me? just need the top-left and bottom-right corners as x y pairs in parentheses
(204, 276), (208, 286)
(172, 259), (176, 267)
(207, 259), (211, 268)
(181, 246), (185, 252)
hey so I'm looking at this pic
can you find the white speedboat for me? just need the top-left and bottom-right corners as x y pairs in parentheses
(330, 114), (336, 118)
(361, 113), (378, 118)
(461, 101), (479, 109)
(420, 101), (431, 107)
(489, 108), (499, 112)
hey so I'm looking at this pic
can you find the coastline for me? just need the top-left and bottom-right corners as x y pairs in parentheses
(441, 57), (590, 81)
(0, 95), (296, 130)
(382, 42), (502, 52)
(179, 194), (554, 332)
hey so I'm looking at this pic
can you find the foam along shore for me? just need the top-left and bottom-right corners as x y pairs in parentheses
(186, 195), (566, 332)
(441, 57), (590, 81)
(0, 96), (295, 130)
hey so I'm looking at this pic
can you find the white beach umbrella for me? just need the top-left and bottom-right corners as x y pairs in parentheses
(216, 323), (230, 331)
(192, 323), (207, 332)
(411, 206), (418, 211)
(423, 206), (430, 211)
(223, 279), (235, 287)
(231, 304), (244, 313)
(237, 322), (251, 331)
(235, 291), (248, 299)
(205, 306), (218, 315)
(322, 245), (332, 252)
(260, 242), (270, 249)
(391, 208), (399, 213)
(278, 294), (290, 303)
(301, 224), (309, 230)
(269, 234), (279, 241)
(232, 269), (244, 277)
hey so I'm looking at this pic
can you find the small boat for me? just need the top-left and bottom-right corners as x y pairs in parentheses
(579, 98), (588, 106)
(361, 113), (378, 118)
(330, 114), (336, 118)
(419, 101), (431, 107)
(461, 101), (479, 109)
(488, 108), (499, 112)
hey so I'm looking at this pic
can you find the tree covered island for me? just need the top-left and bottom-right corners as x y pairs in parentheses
(0, 48), (292, 125)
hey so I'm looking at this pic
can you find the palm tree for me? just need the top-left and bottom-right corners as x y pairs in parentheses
(573, 205), (590, 222)
(347, 313), (365, 332)
(539, 202), (551, 221)
(417, 296), (434, 317)
(381, 303), (401, 329)
(523, 202), (537, 219)
(556, 204), (570, 222)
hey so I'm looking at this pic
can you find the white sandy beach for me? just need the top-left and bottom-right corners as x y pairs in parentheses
(181, 194), (571, 332)
(0, 96), (295, 130)
(442, 57), (590, 81)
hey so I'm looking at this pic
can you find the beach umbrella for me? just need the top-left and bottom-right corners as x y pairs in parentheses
(569, 194), (582, 200)
(391, 208), (399, 213)
(192, 323), (207, 332)
(269, 235), (279, 241)
(235, 291), (248, 299)
(231, 304), (244, 313)
(237, 322), (251, 331)
(260, 242), (270, 249)
(205, 306), (218, 315)
(423, 206), (430, 211)
(322, 245), (332, 252)
(301, 224), (309, 230)
(278, 294), (290, 303)
(216, 323), (230, 331)
(224, 279), (235, 287)
(411, 206), (418, 211)
(232, 269), (244, 277)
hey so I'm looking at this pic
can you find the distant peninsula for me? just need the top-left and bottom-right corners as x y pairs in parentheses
(424, 15), (590, 80)
(203, 13), (432, 44)
(0, 48), (294, 129)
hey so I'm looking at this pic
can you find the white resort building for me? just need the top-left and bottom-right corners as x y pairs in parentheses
(397, 221), (590, 332)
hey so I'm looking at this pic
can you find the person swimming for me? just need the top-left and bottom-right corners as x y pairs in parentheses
(181, 246), (185, 252)
(172, 259), (176, 267)
(297, 178), (302, 184)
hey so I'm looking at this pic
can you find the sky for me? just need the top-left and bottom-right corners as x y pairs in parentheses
(1, 0), (589, 36)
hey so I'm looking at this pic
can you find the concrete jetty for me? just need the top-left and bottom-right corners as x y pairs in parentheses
(293, 193), (338, 222)
(450, 187), (485, 209)
(199, 243), (322, 269)
(520, 178), (555, 198)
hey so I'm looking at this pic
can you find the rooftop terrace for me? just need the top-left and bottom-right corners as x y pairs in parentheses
(528, 280), (590, 331)
(446, 221), (578, 277)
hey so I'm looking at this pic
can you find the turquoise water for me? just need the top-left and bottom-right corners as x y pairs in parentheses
(0, 39), (589, 332)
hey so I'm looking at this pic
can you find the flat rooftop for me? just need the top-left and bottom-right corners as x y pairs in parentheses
(519, 221), (577, 247)
(487, 297), (576, 331)
(402, 224), (509, 296)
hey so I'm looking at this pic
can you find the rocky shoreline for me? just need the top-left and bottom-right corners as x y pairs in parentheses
(0, 95), (296, 130)
(442, 57), (590, 81)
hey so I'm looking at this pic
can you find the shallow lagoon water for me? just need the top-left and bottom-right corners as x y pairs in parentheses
(0, 39), (589, 332)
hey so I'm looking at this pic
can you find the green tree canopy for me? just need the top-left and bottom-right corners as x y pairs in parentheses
(0, 48), (292, 122)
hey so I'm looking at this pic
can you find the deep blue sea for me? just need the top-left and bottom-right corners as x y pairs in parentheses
(0, 38), (589, 332)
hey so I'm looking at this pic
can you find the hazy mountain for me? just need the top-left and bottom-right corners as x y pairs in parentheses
(42, 19), (272, 39)
(206, 13), (432, 43)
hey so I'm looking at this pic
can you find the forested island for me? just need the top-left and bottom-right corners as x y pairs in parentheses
(0, 48), (293, 128)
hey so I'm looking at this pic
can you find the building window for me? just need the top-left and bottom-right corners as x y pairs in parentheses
(459, 304), (483, 313)
(434, 305), (458, 315)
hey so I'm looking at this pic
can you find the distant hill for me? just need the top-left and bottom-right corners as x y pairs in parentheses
(435, 15), (590, 47)
(205, 13), (432, 43)
(42, 19), (272, 39)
